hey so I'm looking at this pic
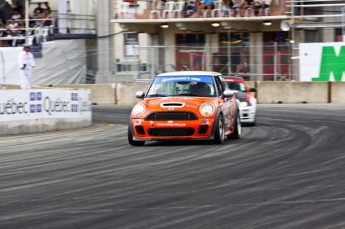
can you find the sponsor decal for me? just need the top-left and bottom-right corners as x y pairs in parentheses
(30, 104), (36, 113)
(36, 104), (42, 113)
(313, 46), (345, 81)
(156, 123), (186, 127)
(155, 76), (214, 83)
(71, 104), (78, 112)
(30, 92), (35, 101)
(0, 99), (28, 116)
(36, 92), (42, 101)
(0, 90), (91, 121)
(71, 93), (78, 101)
(43, 97), (70, 115)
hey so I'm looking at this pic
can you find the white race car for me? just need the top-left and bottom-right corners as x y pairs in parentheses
(224, 76), (257, 126)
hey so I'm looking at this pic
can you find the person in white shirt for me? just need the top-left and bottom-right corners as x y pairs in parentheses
(18, 45), (36, 89)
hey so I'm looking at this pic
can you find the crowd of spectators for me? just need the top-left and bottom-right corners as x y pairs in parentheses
(229, 62), (251, 80)
(152, 0), (271, 18)
(0, 1), (52, 47)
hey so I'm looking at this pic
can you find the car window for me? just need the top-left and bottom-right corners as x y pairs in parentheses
(147, 76), (217, 97)
(227, 82), (246, 92)
(219, 76), (229, 91)
(214, 76), (224, 96)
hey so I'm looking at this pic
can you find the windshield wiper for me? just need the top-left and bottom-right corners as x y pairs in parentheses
(147, 94), (169, 98)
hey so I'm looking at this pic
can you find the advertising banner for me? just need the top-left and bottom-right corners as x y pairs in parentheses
(0, 89), (91, 122)
(299, 42), (345, 82)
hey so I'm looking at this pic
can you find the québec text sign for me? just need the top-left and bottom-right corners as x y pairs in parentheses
(0, 89), (91, 122)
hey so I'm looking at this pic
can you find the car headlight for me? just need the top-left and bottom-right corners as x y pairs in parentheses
(200, 103), (214, 117)
(132, 103), (146, 117)
(240, 101), (250, 107)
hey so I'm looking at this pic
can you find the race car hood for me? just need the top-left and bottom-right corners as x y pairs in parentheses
(144, 97), (217, 108)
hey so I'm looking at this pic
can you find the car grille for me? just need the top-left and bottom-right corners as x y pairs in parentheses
(146, 112), (198, 120)
(148, 128), (194, 136)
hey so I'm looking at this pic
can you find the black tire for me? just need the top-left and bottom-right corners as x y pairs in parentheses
(213, 114), (225, 144)
(128, 125), (145, 146)
(228, 110), (241, 139)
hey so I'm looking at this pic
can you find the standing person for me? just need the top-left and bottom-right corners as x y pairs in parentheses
(239, 62), (250, 80)
(18, 45), (35, 89)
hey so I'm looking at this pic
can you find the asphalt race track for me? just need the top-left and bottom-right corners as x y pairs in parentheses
(1, 104), (345, 229)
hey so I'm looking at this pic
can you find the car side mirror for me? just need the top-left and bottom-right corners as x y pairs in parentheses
(135, 91), (145, 99)
(223, 90), (234, 98)
(250, 88), (257, 92)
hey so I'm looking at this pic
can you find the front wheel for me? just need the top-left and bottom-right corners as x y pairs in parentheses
(128, 125), (145, 146)
(213, 114), (225, 144)
(228, 111), (241, 139)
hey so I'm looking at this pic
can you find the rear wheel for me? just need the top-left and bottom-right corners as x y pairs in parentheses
(228, 111), (241, 139)
(213, 114), (225, 144)
(128, 125), (145, 146)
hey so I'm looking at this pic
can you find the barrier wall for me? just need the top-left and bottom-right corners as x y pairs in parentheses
(331, 82), (345, 103)
(116, 83), (151, 105)
(37, 82), (345, 105)
(256, 82), (329, 104)
(0, 89), (92, 135)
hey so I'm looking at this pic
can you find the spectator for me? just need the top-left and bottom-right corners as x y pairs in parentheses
(8, 19), (18, 29)
(44, 2), (51, 14)
(43, 9), (52, 26)
(11, 9), (22, 21)
(221, 0), (233, 16)
(1, 1), (13, 22)
(14, 29), (25, 46)
(0, 8), (4, 24)
(185, 1), (197, 17)
(32, 10), (42, 24)
(2, 28), (13, 47)
(232, 0), (242, 17)
(239, 62), (250, 80)
(13, 1), (24, 15)
(261, 0), (270, 15)
(253, 0), (261, 16)
(18, 45), (36, 89)
(33, 2), (44, 15)
(201, 0), (214, 17)
(242, 0), (253, 16)
(231, 64), (241, 76)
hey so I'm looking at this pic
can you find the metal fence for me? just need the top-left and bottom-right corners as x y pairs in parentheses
(113, 44), (295, 82)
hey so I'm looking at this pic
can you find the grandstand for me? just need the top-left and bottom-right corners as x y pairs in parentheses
(1, 0), (344, 84)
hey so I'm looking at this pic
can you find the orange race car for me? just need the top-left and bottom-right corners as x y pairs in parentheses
(128, 71), (241, 146)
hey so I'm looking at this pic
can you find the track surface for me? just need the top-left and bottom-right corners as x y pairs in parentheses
(1, 104), (345, 229)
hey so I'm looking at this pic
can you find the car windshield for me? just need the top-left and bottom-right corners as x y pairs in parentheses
(227, 82), (247, 92)
(147, 76), (216, 97)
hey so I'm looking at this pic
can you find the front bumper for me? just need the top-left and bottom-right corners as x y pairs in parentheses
(239, 106), (256, 123)
(131, 118), (216, 141)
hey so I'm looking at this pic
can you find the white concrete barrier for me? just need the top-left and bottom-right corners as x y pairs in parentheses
(257, 82), (329, 104)
(331, 82), (345, 103)
(116, 83), (151, 105)
(0, 89), (91, 135)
